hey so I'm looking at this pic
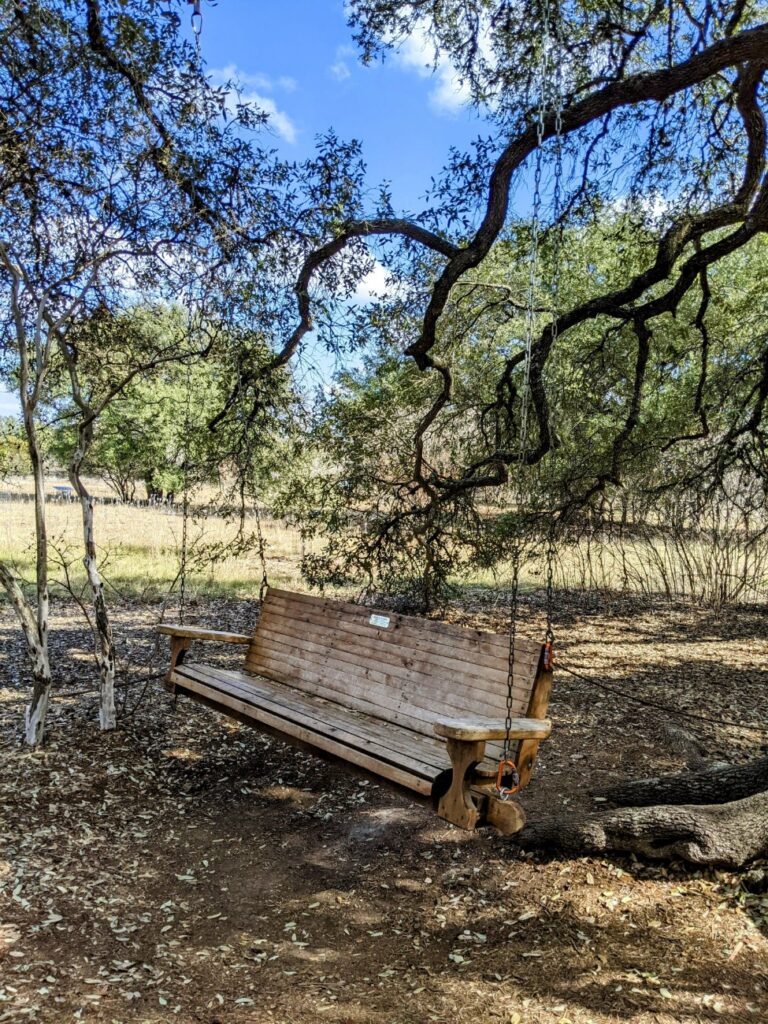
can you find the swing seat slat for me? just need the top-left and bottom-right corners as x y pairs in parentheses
(159, 588), (554, 832)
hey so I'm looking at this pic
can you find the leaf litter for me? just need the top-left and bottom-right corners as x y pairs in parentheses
(0, 595), (766, 1021)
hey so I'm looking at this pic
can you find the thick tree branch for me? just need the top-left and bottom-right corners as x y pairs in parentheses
(208, 219), (459, 430)
(406, 29), (768, 367)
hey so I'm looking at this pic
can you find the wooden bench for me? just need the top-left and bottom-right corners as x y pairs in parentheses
(159, 588), (553, 833)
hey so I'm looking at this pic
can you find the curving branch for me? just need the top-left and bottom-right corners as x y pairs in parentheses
(76, 4), (768, 509)
(82, 0), (276, 249)
(405, 28), (768, 369)
(278, 33), (768, 502)
(208, 219), (459, 430)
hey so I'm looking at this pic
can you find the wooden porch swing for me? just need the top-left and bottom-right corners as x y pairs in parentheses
(158, 587), (553, 834)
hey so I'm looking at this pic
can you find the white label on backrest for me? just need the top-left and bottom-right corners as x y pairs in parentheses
(369, 613), (391, 629)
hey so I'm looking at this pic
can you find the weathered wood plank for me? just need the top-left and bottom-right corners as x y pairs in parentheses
(263, 593), (542, 672)
(177, 662), (450, 763)
(263, 592), (541, 667)
(253, 613), (539, 694)
(246, 647), (531, 726)
(177, 663), (450, 768)
(265, 589), (542, 660)
(247, 632), (533, 721)
(244, 645), (485, 736)
(172, 671), (436, 794)
(434, 717), (552, 741)
(158, 624), (252, 644)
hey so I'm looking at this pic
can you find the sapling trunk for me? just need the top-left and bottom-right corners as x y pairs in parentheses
(0, 560), (51, 745)
(69, 419), (117, 731)
(0, 401), (53, 745)
(26, 403), (52, 744)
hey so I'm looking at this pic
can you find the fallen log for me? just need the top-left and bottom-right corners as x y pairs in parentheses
(598, 753), (768, 808)
(520, 756), (768, 868)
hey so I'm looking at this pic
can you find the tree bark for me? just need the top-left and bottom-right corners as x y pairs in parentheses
(69, 419), (117, 731)
(0, 253), (56, 746)
(520, 789), (768, 868)
(598, 755), (768, 807)
(0, 560), (51, 745)
(520, 757), (768, 868)
(20, 347), (52, 746)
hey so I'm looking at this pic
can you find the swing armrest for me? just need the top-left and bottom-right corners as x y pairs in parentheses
(157, 625), (252, 644)
(434, 717), (552, 742)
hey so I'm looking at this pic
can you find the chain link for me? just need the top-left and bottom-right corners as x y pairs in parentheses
(254, 499), (270, 603)
(177, 0), (207, 624)
(544, 3), (564, 658)
(502, 0), (564, 766)
(178, 321), (194, 625)
(545, 524), (556, 652)
(189, 0), (202, 39)
(502, 547), (521, 760)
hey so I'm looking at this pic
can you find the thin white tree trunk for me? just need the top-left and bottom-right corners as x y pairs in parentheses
(0, 262), (55, 745)
(69, 425), (116, 731)
(4, 396), (54, 745)
(26, 400), (52, 744)
(0, 559), (51, 745)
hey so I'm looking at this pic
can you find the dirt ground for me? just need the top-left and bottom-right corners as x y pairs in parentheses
(1, 592), (767, 1024)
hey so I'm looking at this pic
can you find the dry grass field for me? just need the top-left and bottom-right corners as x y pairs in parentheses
(0, 476), (310, 602)
(2, 475), (766, 610)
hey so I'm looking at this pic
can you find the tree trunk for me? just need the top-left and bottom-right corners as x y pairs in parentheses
(23, 401), (52, 746)
(598, 755), (768, 807)
(520, 789), (768, 868)
(520, 758), (768, 868)
(0, 560), (51, 746)
(70, 422), (117, 731)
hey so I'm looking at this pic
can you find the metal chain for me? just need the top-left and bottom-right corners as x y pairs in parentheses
(543, 3), (565, 663)
(544, 525), (556, 658)
(229, 315), (270, 604)
(231, 369), (270, 603)
(178, 360), (193, 624)
(502, 546), (521, 762)
(501, 0), (563, 779)
(177, 0), (205, 624)
(253, 499), (269, 603)
(189, 0), (202, 39)
(517, 44), (550, 464)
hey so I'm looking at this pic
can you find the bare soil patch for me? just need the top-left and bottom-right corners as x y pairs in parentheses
(1, 594), (767, 1023)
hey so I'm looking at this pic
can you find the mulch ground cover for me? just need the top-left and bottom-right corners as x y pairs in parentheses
(1, 592), (766, 1023)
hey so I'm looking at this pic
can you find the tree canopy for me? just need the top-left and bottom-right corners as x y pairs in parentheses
(288, 1), (768, 504)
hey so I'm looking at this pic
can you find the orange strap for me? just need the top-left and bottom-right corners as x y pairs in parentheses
(495, 758), (521, 799)
(543, 640), (555, 671)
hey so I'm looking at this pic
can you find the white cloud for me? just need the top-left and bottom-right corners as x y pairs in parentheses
(330, 60), (351, 82)
(246, 93), (297, 143)
(328, 44), (356, 83)
(352, 261), (392, 303)
(209, 65), (298, 144)
(392, 26), (471, 114)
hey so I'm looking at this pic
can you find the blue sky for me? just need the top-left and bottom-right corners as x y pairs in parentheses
(200, 0), (484, 209)
(0, 0), (486, 416)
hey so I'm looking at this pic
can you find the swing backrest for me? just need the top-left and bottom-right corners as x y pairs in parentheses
(245, 588), (545, 738)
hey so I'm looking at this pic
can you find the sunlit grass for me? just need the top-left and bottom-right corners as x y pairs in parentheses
(0, 478), (312, 603)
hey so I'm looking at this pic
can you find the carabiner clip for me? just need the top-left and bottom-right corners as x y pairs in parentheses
(495, 758), (520, 800)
